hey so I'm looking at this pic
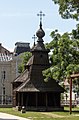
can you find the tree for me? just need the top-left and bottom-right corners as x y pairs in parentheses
(18, 52), (32, 73)
(43, 26), (79, 83)
(52, 0), (79, 20)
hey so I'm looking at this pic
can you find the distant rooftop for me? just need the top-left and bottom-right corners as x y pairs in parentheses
(14, 42), (30, 55)
(0, 43), (13, 61)
(15, 42), (30, 47)
(0, 43), (12, 54)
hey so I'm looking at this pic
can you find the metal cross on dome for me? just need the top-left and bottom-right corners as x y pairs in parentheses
(37, 11), (45, 23)
(32, 34), (37, 41)
(32, 34), (37, 46)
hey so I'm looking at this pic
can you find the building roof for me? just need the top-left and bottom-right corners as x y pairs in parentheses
(0, 43), (12, 54)
(13, 69), (29, 83)
(14, 77), (64, 92)
(14, 42), (30, 55)
(26, 56), (34, 66)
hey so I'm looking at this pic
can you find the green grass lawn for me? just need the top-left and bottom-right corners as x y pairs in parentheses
(0, 107), (79, 120)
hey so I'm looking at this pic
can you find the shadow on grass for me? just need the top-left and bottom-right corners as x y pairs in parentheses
(72, 110), (79, 114)
(63, 109), (79, 114)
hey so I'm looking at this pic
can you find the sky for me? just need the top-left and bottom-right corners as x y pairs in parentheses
(0, 0), (78, 52)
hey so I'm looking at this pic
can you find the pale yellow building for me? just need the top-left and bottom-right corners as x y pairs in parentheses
(0, 42), (30, 105)
(0, 44), (15, 104)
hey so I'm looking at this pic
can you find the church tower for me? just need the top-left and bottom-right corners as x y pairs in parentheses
(29, 20), (50, 87)
(12, 11), (64, 111)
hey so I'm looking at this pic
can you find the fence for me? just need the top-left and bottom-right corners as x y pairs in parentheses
(61, 100), (77, 107)
(0, 95), (12, 105)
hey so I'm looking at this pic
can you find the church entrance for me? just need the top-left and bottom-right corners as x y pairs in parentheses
(17, 92), (61, 111)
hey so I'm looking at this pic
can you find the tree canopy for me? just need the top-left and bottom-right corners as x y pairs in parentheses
(18, 52), (32, 73)
(43, 25), (79, 82)
(52, 0), (79, 20)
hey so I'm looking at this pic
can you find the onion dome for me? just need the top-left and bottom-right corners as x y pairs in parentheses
(36, 22), (45, 39)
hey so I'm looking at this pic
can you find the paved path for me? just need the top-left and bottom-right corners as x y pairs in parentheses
(0, 112), (30, 120)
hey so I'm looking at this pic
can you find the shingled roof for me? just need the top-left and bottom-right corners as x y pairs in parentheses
(13, 69), (29, 83)
(13, 21), (64, 93)
(14, 77), (64, 92)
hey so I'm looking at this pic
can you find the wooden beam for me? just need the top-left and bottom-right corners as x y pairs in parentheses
(69, 73), (79, 114)
(70, 73), (79, 78)
(70, 78), (72, 114)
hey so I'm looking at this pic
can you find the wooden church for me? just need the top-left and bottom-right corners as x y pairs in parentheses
(12, 14), (64, 111)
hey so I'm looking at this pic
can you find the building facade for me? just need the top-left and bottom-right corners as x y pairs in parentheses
(0, 43), (30, 105)
(0, 44), (14, 104)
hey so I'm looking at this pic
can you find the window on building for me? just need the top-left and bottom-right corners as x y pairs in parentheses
(3, 87), (5, 95)
(1, 71), (6, 81)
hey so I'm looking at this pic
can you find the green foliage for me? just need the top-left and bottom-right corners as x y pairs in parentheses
(18, 52), (32, 73)
(43, 26), (79, 82)
(52, 0), (79, 20)
(18, 64), (24, 73)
